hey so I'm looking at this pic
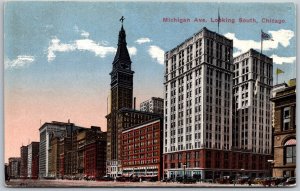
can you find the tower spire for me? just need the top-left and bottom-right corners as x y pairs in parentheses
(112, 16), (131, 65)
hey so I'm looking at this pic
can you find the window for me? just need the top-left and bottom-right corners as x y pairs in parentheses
(284, 139), (296, 164)
(283, 107), (291, 130)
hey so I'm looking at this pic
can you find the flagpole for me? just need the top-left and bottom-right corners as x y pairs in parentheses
(218, 7), (220, 33)
(261, 29), (263, 54)
(276, 67), (278, 85)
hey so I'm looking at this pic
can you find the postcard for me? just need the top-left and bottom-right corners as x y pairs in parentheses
(4, 1), (296, 188)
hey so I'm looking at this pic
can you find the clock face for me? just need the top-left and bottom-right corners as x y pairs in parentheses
(121, 63), (129, 69)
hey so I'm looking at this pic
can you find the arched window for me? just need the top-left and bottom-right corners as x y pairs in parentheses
(284, 139), (296, 164)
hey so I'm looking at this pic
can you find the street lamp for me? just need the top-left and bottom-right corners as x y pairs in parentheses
(183, 163), (186, 182)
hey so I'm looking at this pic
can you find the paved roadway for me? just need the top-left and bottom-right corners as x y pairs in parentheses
(5, 179), (268, 188)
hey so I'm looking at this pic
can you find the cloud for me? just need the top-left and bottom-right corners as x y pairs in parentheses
(224, 29), (294, 57)
(47, 36), (137, 62)
(128, 46), (137, 56)
(148, 45), (164, 65)
(5, 55), (35, 69)
(270, 54), (296, 65)
(75, 39), (116, 57)
(135, 38), (152, 44)
(47, 37), (76, 62)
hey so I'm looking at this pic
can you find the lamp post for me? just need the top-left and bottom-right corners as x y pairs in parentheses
(183, 163), (186, 182)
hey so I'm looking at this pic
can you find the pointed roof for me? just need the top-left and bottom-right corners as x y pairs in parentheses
(112, 24), (131, 65)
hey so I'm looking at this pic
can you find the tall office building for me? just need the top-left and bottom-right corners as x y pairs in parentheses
(163, 27), (233, 178)
(140, 97), (164, 115)
(233, 49), (273, 154)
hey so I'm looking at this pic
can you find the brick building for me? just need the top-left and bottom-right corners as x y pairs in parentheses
(84, 126), (107, 179)
(271, 83), (296, 177)
(121, 118), (163, 180)
(58, 136), (72, 177)
(163, 149), (269, 179)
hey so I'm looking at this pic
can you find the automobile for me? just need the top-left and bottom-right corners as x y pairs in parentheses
(149, 177), (157, 182)
(253, 177), (264, 185)
(162, 177), (174, 182)
(237, 176), (250, 185)
(116, 176), (131, 182)
(182, 177), (197, 184)
(176, 176), (183, 182)
(98, 176), (114, 181)
(130, 176), (140, 182)
(285, 177), (296, 185)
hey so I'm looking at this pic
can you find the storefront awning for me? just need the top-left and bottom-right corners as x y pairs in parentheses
(285, 139), (296, 146)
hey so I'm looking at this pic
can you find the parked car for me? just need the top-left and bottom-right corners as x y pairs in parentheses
(98, 176), (114, 181)
(285, 177), (296, 185)
(183, 177), (197, 184)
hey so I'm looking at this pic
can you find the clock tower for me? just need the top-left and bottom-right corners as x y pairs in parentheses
(106, 18), (134, 176)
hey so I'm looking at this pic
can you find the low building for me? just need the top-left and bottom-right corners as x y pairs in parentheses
(140, 97), (164, 115)
(8, 157), (21, 179)
(121, 118), (163, 180)
(164, 149), (270, 179)
(271, 83), (296, 177)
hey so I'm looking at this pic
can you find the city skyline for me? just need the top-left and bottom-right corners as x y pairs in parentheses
(4, 2), (296, 162)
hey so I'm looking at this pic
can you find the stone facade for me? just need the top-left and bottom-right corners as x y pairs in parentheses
(271, 84), (296, 177)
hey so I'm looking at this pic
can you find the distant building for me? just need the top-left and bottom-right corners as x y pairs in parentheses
(48, 132), (63, 178)
(140, 97), (164, 115)
(84, 126), (107, 179)
(122, 118), (163, 180)
(58, 134), (73, 177)
(27, 142), (39, 178)
(20, 146), (28, 178)
(39, 121), (84, 178)
(271, 83), (296, 177)
(8, 157), (21, 179)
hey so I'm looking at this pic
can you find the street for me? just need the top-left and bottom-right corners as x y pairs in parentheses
(5, 179), (269, 188)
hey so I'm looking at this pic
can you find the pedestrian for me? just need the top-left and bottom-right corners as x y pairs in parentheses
(248, 178), (252, 186)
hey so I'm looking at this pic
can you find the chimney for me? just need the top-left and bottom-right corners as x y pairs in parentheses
(134, 97), (136, 110)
